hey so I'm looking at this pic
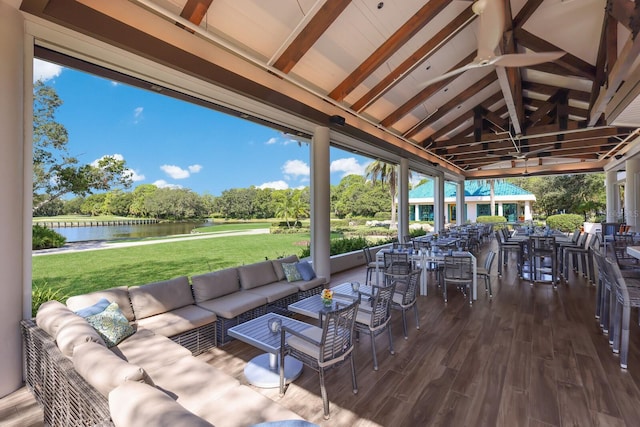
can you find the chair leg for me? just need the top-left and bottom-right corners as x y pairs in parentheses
(413, 305), (420, 330)
(319, 369), (330, 419)
(370, 332), (379, 371)
(387, 325), (395, 356)
(350, 355), (358, 394)
(401, 310), (408, 340)
(613, 300), (621, 353)
(621, 304), (630, 369)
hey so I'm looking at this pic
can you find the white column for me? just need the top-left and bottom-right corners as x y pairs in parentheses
(524, 201), (532, 220)
(310, 127), (331, 281)
(606, 169), (620, 222)
(398, 158), (409, 240)
(434, 176), (445, 231)
(0, 3), (28, 397)
(456, 181), (465, 224)
(498, 202), (504, 218)
(624, 159), (640, 231)
(414, 204), (420, 221)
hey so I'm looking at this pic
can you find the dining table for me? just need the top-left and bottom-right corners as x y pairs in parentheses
(375, 248), (477, 300)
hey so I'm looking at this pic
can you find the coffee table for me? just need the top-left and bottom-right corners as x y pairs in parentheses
(287, 284), (363, 321)
(227, 313), (309, 388)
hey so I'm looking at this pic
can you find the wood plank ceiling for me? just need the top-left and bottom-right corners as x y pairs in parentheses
(20, 0), (640, 178)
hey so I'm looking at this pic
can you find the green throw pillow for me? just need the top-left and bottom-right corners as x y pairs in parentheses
(282, 262), (302, 282)
(85, 302), (135, 348)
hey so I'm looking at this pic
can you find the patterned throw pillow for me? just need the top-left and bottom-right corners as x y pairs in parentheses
(282, 262), (303, 282)
(85, 302), (135, 348)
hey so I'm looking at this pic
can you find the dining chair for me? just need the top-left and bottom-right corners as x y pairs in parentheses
(362, 247), (384, 286)
(593, 248), (614, 335)
(354, 283), (396, 370)
(476, 251), (496, 298)
(442, 254), (474, 305)
(495, 230), (521, 277)
(528, 235), (558, 288)
(383, 251), (412, 276)
(386, 269), (421, 339)
(279, 299), (359, 419)
(560, 232), (589, 280)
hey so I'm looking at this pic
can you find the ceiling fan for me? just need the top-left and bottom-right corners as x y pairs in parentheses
(420, 0), (565, 88)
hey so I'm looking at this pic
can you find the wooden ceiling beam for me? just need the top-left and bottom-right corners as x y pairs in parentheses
(328, 0), (451, 102)
(512, 0), (545, 29)
(514, 28), (596, 80)
(179, 0), (213, 25)
(380, 52), (476, 128)
(273, 0), (351, 74)
(498, 0), (524, 135)
(353, 6), (476, 113)
(608, 0), (640, 37)
(405, 73), (499, 139)
(589, 14), (616, 115)
(465, 160), (608, 179)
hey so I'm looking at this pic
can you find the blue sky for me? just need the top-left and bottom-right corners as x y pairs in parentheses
(33, 59), (376, 196)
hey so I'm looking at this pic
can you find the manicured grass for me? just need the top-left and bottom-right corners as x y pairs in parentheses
(194, 222), (271, 232)
(32, 233), (312, 299)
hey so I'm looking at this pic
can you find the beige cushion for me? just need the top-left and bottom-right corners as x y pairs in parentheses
(36, 300), (79, 338)
(129, 277), (194, 320)
(73, 341), (152, 397)
(111, 329), (191, 372)
(56, 316), (106, 356)
(109, 381), (214, 427)
(66, 286), (135, 322)
(244, 283), (298, 303)
(135, 305), (216, 338)
(196, 291), (266, 319)
(196, 384), (304, 426)
(148, 355), (239, 402)
(271, 255), (299, 281)
(238, 260), (278, 290)
(287, 326), (322, 359)
(287, 276), (326, 292)
(190, 268), (239, 303)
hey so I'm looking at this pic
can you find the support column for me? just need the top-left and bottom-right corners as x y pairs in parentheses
(434, 176), (445, 232)
(0, 3), (28, 397)
(606, 169), (620, 222)
(414, 204), (420, 221)
(498, 202), (504, 218)
(456, 181), (465, 225)
(310, 127), (331, 281)
(625, 159), (640, 231)
(524, 201), (532, 221)
(398, 158), (409, 241)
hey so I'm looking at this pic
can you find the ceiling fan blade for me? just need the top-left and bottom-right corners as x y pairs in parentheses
(493, 51), (566, 67)
(474, 0), (505, 59)
(418, 62), (482, 88)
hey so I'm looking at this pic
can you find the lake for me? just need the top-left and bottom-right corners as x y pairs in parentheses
(51, 221), (209, 242)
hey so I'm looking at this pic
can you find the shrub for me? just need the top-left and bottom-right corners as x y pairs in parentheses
(409, 228), (427, 238)
(545, 213), (584, 232)
(476, 215), (507, 224)
(32, 224), (66, 250)
(31, 281), (68, 317)
(299, 235), (396, 258)
(373, 212), (392, 220)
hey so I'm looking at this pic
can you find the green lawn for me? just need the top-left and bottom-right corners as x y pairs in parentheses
(32, 233), (312, 299)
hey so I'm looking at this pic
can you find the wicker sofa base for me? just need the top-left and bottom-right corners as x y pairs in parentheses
(169, 322), (217, 355)
(21, 319), (113, 427)
(298, 284), (324, 300)
(216, 305), (267, 345)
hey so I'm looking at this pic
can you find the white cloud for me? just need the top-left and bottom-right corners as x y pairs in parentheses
(330, 157), (369, 177)
(133, 107), (144, 124)
(153, 180), (182, 189)
(188, 164), (203, 173)
(33, 59), (63, 83)
(266, 137), (278, 145)
(125, 169), (146, 182)
(160, 164), (190, 179)
(90, 153), (125, 167)
(282, 159), (310, 179)
(258, 180), (289, 190)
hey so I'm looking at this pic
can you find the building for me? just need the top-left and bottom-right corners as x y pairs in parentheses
(409, 180), (535, 223)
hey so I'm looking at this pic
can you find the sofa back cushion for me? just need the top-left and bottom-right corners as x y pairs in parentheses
(129, 276), (194, 320)
(272, 255), (299, 281)
(36, 300), (80, 338)
(73, 341), (153, 397)
(238, 260), (278, 290)
(56, 316), (106, 356)
(66, 286), (135, 322)
(191, 268), (240, 303)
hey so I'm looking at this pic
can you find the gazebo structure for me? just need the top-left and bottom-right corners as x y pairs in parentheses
(409, 180), (536, 223)
(1, 0), (640, 398)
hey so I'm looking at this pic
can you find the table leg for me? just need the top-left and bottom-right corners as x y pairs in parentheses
(244, 353), (303, 388)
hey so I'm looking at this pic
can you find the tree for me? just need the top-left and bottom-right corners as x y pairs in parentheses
(32, 80), (132, 213)
(365, 160), (398, 227)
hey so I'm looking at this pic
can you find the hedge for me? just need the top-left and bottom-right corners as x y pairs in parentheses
(545, 214), (583, 233)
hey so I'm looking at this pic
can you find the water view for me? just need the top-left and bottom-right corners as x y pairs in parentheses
(51, 221), (209, 242)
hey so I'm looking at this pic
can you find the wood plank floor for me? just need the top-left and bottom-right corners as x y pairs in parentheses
(4, 238), (640, 426)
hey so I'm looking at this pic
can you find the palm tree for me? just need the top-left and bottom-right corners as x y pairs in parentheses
(366, 160), (398, 228)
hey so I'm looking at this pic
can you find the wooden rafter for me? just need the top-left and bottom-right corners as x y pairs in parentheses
(352, 5), (475, 113)
(328, 0), (451, 102)
(273, 0), (351, 74)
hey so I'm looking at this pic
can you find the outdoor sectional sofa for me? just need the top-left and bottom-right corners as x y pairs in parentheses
(21, 254), (325, 426)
